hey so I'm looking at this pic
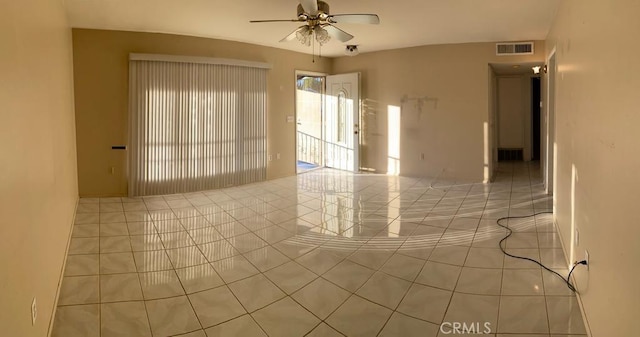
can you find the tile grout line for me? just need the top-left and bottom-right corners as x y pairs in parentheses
(417, 180), (486, 334)
(98, 208), (102, 337)
(529, 162), (554, 337)
(189, 193), (294, 336)
(121, 199), (154, 337)
(149, 200), (206, 336)
(495, 164), (515, 336)
(58, 164), (581, 337)
(281, 174), (430, 335)
(373, 177), (449, 335)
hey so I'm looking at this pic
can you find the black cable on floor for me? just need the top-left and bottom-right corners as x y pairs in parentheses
(496, 211), (587, 292)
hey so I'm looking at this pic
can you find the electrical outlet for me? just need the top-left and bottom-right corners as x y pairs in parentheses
(31, 297), (37, 326)
(268, 155), (273, 161)
(585, 250), (589, 270)
(276, 153), (281, 160)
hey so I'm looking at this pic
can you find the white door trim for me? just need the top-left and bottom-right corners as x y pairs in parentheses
(544, 47), (557, 195)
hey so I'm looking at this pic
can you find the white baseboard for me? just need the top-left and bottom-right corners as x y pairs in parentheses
(553, 217), (593, 337)
(46, 197), (79, 337)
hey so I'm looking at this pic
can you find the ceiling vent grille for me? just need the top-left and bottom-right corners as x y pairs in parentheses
(496, 42), (534, 55)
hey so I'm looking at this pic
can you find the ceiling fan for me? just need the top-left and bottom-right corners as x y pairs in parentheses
(249, 0), (380, 47)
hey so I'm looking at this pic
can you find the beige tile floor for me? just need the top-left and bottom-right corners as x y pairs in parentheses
(52, 162), (587, 336)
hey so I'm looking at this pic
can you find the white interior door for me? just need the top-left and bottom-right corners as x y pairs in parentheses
(324, 73), (360, 172)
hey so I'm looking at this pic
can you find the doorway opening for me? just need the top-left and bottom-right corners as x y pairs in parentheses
(490, 62), (544, 163)
(295, 73), (324, 174)
(295, 71), (361, 174)
(531, 77), (541, 160)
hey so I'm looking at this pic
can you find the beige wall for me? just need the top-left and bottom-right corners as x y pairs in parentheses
(546, 0), (640, 335)
(72, 29), (331, 196)
(496, 74), (537, 160)
(332, 42), (544, 180)
(0, 0), (78, 336)
(497, 76), (525, 148)
(74, 31), (545, 193)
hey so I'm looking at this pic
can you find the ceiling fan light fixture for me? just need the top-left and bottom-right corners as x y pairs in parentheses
(314, 26), (330, 45)
(250, 0), (379, 60)
(296, 26), (312, 46)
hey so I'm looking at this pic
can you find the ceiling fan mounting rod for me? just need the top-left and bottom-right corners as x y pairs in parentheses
(298, 1), (330, 20)
(306, 19), (321, 28)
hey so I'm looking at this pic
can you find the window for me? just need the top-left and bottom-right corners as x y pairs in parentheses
(336, 90), (347, 143)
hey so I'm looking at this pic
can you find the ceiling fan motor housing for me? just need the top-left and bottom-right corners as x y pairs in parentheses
(297, 1), (330, 18)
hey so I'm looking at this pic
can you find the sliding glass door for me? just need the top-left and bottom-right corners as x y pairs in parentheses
(129, 56), (268, 196)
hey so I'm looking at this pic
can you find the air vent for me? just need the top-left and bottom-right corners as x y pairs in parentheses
(498, 148), (524, 161)
(496, 42), (534, 55)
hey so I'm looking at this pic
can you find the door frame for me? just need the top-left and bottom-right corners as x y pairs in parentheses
(544, 48), (557, 195)
(294, 70), (327, 174)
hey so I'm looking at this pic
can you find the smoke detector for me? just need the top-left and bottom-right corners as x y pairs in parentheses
(345, 45), (359, 56)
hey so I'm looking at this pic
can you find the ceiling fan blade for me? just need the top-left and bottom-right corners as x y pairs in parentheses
(250, 19), (302, 23)
(280, 26), (306, 42)
(300, 0), (319, 16)
(329, 14), (380, 24)
(323, 25), (354, 43)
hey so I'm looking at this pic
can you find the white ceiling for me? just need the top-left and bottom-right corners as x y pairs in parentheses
(64, 0), (560, 57)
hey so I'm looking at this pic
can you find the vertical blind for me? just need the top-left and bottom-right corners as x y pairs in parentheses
(129, 55), (269, 196)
